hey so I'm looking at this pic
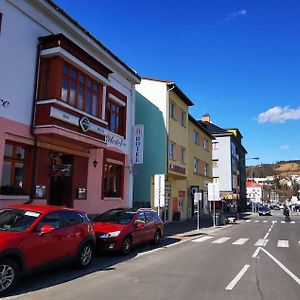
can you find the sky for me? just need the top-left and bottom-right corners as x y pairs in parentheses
(54, 0), (300, 165)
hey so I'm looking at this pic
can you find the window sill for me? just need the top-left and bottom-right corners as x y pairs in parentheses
(0, 195), (30, 200)
(103, 197), (122, 201)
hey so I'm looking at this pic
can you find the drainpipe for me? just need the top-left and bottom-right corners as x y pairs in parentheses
(25, 42), (41, 204)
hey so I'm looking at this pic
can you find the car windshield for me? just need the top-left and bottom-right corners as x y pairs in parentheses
(0, 209), (40, 232)
(260, 207), (269, 211)
(94, 209), (136, 224)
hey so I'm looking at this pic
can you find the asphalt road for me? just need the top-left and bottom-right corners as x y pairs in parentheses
(3, 211), (300, 300)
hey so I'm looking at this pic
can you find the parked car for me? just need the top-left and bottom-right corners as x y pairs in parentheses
(293, 204), (300, 212)
(0, 205), (95, 296)
(258, 206), (271, 216)
(93, 208), (164, 255)
(269, 204), (280, 210)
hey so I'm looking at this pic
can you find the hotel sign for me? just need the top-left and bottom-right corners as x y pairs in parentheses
(133, 124), (144, 164)
(169, 163), (186, 174)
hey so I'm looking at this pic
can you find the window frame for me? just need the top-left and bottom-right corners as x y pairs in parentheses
(180, 147), (186, 164)
(180, 110), (186, 127)
(169, 142), (175, 160)
(169, 101), (176, 119)
(193, 130), (199, 144)
(103, 161), (123, 198)
(1, 142), (29, 195)
(203, 138), (209, 151)
(193, 158), (199, 174)
(106, 99), (125, 136)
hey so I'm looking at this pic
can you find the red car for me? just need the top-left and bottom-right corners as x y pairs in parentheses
(93, 208), (164, 255)
(0, 205), (95, 296)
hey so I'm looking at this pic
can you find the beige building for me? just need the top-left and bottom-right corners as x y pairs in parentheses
(187, 115), (213, 216)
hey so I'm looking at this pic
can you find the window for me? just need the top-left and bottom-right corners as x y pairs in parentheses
(193, 158), (199, 174)
(135, 212), (145, 223)
(1, 142), (28, 195)
(62, 212), (81, 227)
(204, 163), (209, 176)
(193, 130), (199, 144)
(180, 111), (186, 127)
(169, 101), (176, 119)
(61, 63), (102, 117)
(145, 211), (155, 223)
(203, 138), (209, 150)
(212, 160), (218, 168)
(212, 142), (218, 150)
(35, 213), (61, 231)
(106, 100), (125, 136)
(180, 147), (186, 164)
(103, 162), (123, 198)
(169, 142), (175, 160)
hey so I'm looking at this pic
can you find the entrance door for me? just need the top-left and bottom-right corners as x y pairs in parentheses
(49, 154), (73, 207)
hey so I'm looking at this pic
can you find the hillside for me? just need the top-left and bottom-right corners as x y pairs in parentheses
(246, 160), (300, 178)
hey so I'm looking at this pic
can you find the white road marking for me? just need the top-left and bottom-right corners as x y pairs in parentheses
(255, 220), (260, 223)
(212, 237), (231, 244)
(192, 236), (213, 243)
(245, 220), (251, 223)
(225, 264), (250, 290)
(252, 247), (261, 258)
(272, 220), (277, 224)
(263, 220), (268, 223)
(291, 221), (295, 224)
(281, 221), (286, 224)
(259, 247), (300, 285)
(277, 240), (289, 248)
(264, 233), (270, 239)
(255, 239), (268, 246)
(232, 238), (249, 245)
(268, 228), (272, 232)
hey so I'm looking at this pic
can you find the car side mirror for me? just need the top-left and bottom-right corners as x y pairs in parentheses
(39, 224), (55, 236)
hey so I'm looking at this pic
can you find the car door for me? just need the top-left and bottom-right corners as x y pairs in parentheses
(21, 212), (66, 270)
(144, 211), (156, 241)
(132, 212), (146, 245)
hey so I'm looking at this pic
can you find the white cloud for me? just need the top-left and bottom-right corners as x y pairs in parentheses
(224, 9), (247, 22)
(280, 144), (290, 150)
(257, 106), (300, 123)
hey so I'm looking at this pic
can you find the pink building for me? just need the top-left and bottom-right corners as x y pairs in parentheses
(0, 1), (140, 212)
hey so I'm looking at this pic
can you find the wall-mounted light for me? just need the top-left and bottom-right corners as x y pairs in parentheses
(93, 160), (98, 168)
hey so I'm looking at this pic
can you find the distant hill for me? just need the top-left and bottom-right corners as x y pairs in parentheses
(246, 160), (300, 178)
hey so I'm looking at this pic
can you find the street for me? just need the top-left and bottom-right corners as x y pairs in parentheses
(3, 211), (300, 300)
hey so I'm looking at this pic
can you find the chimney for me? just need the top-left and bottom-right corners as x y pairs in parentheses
(201, 114), (211, 123)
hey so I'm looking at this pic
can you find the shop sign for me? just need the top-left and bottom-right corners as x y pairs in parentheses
(169, 163), (186, 174)
(79, 116), (90, 132)
(133, 124), (144, 164)
(105, 135), (126, 148)
(0, 98), (10, 108)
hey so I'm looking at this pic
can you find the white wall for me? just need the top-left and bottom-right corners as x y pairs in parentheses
(212, 136), (232, 191)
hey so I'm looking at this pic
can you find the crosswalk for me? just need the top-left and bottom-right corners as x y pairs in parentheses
(244, 219), (298, 224)
(192, 236), (299, 248)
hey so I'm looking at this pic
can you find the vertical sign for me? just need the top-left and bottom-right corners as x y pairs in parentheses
(208, 183), (220, 201)
(154, 174), (165, 208)
(133, 124), (144, 164)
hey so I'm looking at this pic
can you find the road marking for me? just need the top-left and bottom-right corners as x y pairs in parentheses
(291, 221), (295, 224)
(245, 220), (251, 223)
(252, 247), (261, 258)
(277, 240), (289, 248)
(212, 237), (231, 244)
(263, 220), (268, 223)
(255, 220), (260, 223)
(272, 220), (277, 223)
(255, 239), (268, 246)
(264, 233), (270, 239)
(268, 228), (272, 232)
(232, 238), (249, 245)
(281, 221), (286, 223)
(259, 247), (300, 286)
(192, 236), (214, 243)
(225, 264), (250, 290)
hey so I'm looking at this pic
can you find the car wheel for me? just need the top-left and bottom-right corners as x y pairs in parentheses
(121, 237), (132, 255)
(152, 230), (161, 245)
(77, 243), (93, 268)
(0, 259), (19, 296)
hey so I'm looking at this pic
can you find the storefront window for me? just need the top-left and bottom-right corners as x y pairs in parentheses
(1, 143), (27, 195)
(103, 162), (123, 198)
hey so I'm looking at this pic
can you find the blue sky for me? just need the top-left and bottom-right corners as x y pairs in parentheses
(54, 0), (300, 165)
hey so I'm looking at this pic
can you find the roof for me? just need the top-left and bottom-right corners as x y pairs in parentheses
(8, 204), (82, 214)
(199, 121), (230, 136)
(188, 115), (214, 138)
(142, 77), (194, 106)
(45, 0), (140, 82)
(246, 181), (262, 188)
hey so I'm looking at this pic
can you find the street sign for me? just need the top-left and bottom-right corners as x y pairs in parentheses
(208, 183), (220, 201)
(194, 192), (202, 204)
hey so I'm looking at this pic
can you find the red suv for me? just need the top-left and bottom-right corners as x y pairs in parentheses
(0, 205), (95, 296)
(93, 208), (164, 255)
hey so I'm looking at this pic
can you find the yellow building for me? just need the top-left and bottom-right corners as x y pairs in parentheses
(187, 115), (213, 216)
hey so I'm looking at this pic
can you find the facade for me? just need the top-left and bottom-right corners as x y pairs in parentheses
(136, 78), (193, 221)
(133, 92), (167, 208)
(187, 115), (213, 216)
(200, 115), (248, 212)
(0, 0), (140, 212)
(246, 180), (263, 203)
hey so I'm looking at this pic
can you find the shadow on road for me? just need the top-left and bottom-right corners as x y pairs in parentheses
(3, 236), (181, 298)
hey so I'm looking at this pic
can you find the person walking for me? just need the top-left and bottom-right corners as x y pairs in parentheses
(283, 206), (290, 222)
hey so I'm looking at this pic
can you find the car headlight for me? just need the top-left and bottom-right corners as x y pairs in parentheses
(99, 231), (121, 238)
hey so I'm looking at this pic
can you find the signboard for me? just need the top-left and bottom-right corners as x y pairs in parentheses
(154, 174), (166, 208)
(208, 183), (220, 201)
(133, 124), (144, 164)
(194, 192), (202, 204)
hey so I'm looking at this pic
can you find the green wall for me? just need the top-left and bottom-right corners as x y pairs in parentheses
(133, 92), (167, 207)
